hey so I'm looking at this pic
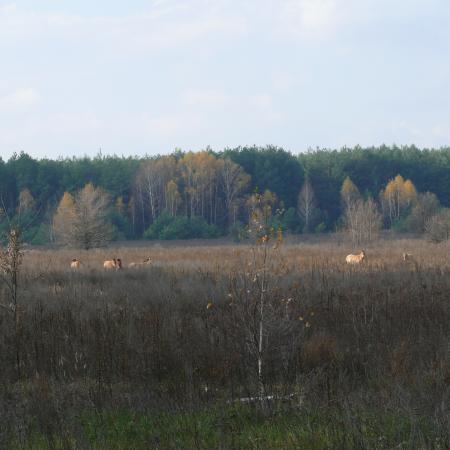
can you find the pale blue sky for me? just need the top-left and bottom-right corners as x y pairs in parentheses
(0, 0), (449, 159)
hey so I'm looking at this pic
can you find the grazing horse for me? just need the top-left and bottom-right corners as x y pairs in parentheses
(345, 250), (366, 264)
(103, 258), (122, 270)
(70, 258), (81, 268)
(128, 257), (152, 268)
(402, 252), (413, 261)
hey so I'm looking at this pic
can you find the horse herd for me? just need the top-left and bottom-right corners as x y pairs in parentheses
(345, 250), (413, 264)
(70, 257), (152, 270)
(69, 251), (413, 270)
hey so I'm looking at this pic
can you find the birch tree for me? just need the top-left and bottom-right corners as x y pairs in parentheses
(165, 180), (181, 217)
(135, 156), (178, 223)
(380, 175), (418, 225)
(344, 198), (382, 245)
(297, 179), (316, 233)
(340, 176), (361, 241)
(218, 158), (250, 228)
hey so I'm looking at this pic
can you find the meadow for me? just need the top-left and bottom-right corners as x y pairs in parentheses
(1, 236), (450, 449)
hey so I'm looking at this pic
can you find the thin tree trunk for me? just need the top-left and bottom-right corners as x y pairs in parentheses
(258, 243), (268, 404)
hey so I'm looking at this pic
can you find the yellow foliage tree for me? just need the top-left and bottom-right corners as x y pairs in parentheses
(218, 158), (250, 227)
(403, 179), (418, 207)
(380, 175), (418, 224)
(340, 176), (360, 210)
(18, 188), (36, 211)
(53, 184), (112, 249)
(165, 179), (181, 216)
(53, 192), (76, 245)
(180, 151), (221, 221)
(247, 190), (278, 224)
(115, 196), (125, 215)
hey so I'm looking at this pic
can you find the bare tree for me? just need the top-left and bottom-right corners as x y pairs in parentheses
(297, 180), (315, 233)
(135, 156), (178, 223)
(345, 198), (382, 245)
(0, 229), (23, 378)
(229, 193), (289, 405)
(424, 209), (450, 243)
(218, 158), (250, 228)
(53, 183), (113, 249)
(407, 192), (440, 233)
(179, 151), (221, 223)
(340, 177), (361, 238)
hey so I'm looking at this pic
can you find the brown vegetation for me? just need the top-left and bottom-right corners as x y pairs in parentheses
(0, 237), (449, 446)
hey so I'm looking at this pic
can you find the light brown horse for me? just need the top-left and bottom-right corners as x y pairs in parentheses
(103, 258), (122, 270)
(402, 252), (413, 261)
(128, 257), (152, 268)
(70, 258), (81, 269)
(345, 250), (366, 264)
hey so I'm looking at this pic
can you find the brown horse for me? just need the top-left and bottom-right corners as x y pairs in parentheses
(103, 258), (122, 270)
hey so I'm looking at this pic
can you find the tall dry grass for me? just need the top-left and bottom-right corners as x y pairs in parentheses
(0, 237), (449, 446)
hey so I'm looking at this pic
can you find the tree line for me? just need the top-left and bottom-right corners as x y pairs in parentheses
(1, 145), (450, 245)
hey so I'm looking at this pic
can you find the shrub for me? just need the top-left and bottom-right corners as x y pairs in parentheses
(424, 209), (450, 243)
(391, 218), (408, 233)
(29, 223), (50, 245)
(0, 212), (49, 245)
(314, 222), (327, 234)
(109, 210), (134, 240)
(143, 211), (174, 239)
(281, 207), (301, 233)
(145, 213), (220, 240)
(230, 221), (249, 242)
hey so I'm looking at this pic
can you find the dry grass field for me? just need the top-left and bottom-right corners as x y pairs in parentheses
(1, 236), (450, 448)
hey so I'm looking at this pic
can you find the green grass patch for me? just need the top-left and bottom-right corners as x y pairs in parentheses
(10, 405), (450, 449)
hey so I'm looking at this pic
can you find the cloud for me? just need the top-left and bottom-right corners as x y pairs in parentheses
(182, 89), (229, 108)
(180, 88), (283, 124)
(251, 93), (272, 109)
(1, 0), (449, 158)
(274, 0), (343, 40)
(143, 112), (205, 137)
(271, 0), (449, 42)
(0, 87), (41, 113)
(271, 72), (299, 93)
(431, 124), (450, 140)
(144, 115), (183, 136)
(0, 2), (248, 54)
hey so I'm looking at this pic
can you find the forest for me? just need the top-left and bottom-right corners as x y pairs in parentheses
(1, 147), (450, 448)
(1, 144), (450, 245)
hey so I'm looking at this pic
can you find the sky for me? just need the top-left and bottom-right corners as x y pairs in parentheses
(0, 0), (449, 160)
